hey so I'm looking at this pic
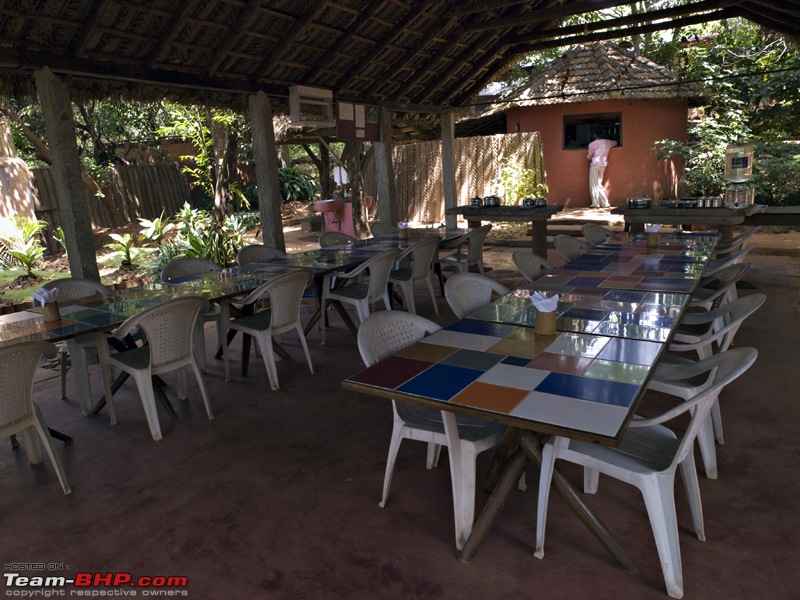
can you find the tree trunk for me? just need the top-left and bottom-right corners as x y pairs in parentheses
(344, 141), (368, 238)
(208, 109), (228, 222)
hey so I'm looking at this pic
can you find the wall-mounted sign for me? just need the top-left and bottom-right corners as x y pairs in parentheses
(337, 102), (380, 141)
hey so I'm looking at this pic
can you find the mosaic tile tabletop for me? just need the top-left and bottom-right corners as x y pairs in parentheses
(465, 286), (689, 343)
(538, 233), (717, 293)
(346, 323), (665, 441)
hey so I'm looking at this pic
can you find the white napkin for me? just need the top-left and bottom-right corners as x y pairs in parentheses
(645, 223), (661, 233)
(33, 287), (58, 306)
(530, 291), (559, 312)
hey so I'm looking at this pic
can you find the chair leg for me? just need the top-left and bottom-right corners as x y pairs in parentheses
(33, 406), (71, 495)
(65, 339), (93, 415)
(193, 322), (207, 373)
(175, 366), (188, 400)
(97, 339), (118, 426)
(678, 452), (705, 541)
(60, 346), (68, 399)
(426, 275), (439, 315)
(131, 370), (162, 441)
(222, 323), (232, 382)
(379, 423), (405, 508)
(710, 399), (724, 444)
(295, 325), (314, 375)
(535, 436), (567, 559)
(584, 467), (600, 493)
(640, 473), (684, 599)
(256, 334), (280, 391)
(20, 425), (43, 464)
(441, 411), (471, 551)
(696, 415), (718, 479)
(426, 442), (441, 469)
(188, 360), (214, 420)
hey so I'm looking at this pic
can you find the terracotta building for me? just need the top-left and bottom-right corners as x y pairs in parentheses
(462, 42), (699, 207)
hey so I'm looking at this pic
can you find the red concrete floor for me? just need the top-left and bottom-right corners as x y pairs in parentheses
(2, 229), (798, 599)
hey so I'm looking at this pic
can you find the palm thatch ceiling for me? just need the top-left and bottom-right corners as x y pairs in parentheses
(0, 0), (797, 115)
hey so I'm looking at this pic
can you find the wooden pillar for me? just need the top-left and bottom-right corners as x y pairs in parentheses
(248, 91), (285, 251)
(34, 67), (100, 281)
(441, 111), (457, 228)
(374, 107), (397, 225)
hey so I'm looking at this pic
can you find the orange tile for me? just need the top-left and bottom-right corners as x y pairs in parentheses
(451, 382), (527, 413)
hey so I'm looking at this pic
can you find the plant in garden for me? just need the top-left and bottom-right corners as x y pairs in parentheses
(494, 160), (548, 204)
(278, 166), (318, 204)
(0, 217), (47, 276)
(138, 212), (175, 246)
(104, 233), (137, 268)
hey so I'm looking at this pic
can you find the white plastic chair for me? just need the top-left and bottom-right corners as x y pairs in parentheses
(444, 273), (509, 319)
(553, 234), (589, 263)
(512, 251), (555, 283)
(388, 237), (440, 316)
(97, 296), (214, 441)
(439, 224), (492, 274)
(701, 243), (757, 279)
(357, 310), (505, 550)
(690, 262), (750, 311)
(237, 244), (285, 265)
(0, 341), (71, 494)
(320, 249), (397, 344)
(319, 231), (356, 247)
(371, 222), (398, 236)
(714, 226), (759, 258)
(650, 294), (766, 476)
(161, 258), (224, 372)
(536, 347), (758, 599)
(35, 278), (110, 414)
(582, 223), (615, 246)
(223, 270), (314, 389)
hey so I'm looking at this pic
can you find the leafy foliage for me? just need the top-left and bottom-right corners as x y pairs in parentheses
(278, 166), (318, 204)
(103, 232), (138, 268)
(0, 217), (47, 276)
(494, 160), (548, 204)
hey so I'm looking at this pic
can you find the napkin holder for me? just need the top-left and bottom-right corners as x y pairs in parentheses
(534, 309), (557, 336)
(646, 232), (660, 248)
(42, 301), (61, 323)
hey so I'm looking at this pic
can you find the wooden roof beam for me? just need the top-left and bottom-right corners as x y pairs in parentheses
(463, 0), (645, 32)
(506, 0), (738, 45)
(510, 7), (742, 54)
(738, 6), (800, 37)
(333, 5), (424, 92)
(252, 3), (332, 83)
(74, 0), (109, 58)
(745, 0), (800, 19)
(143, 0), (194, 70)
(207, 0), (263, 76)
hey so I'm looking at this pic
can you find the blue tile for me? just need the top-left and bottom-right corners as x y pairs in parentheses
(397, 363), (484, 400)
(534, 372), (639, 407)
(445, 320), (519, 337)
(562, 307), (609, 321)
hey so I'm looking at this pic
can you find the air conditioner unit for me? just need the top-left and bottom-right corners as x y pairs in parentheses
(289, 86), (335, 128)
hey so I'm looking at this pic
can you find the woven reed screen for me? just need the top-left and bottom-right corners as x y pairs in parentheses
(32, 163), (190, 250)
(365, 132), (544, 223)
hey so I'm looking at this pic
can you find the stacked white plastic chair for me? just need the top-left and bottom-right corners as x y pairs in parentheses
(512, 251), (555, 283)
(444, 273), (509, 319)
(553, 234), (589, 263)
(237, 244), (286, 265)
(388, 237), (440, 316)
(581, 223), (615, 246)
(439, 224), (492, 275)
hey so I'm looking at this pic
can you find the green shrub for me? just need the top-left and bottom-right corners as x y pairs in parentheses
(0, 217), (47, 276)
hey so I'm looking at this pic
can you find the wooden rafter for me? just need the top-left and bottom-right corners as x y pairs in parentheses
(463, 0), (645, 32)
(506, 0), (738, 46)
(73, 0), (109, 58)
(207, 0), (263, 76)
(252, 3), (332, 84)
(511, 7), (743, 54)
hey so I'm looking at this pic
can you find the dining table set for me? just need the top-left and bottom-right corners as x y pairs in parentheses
(343, 230), (722, 575)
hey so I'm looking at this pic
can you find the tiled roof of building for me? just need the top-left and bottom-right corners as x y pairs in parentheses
(503, 41), (701, 106)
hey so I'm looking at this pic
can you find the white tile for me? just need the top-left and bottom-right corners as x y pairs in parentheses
(510, 391), (629, 438)
(477, 364), (550, 390)
(424, 329), (503, 352)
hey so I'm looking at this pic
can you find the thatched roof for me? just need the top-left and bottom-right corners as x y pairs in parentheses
(506, 41), (702, 106)
(0, 0), (796, 119)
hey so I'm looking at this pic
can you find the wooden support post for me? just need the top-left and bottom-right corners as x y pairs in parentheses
(441, 111), (457, 228)
(374, 107), (398, 226)
(248, 91), (285, 252)
(34, 67), (100, 282)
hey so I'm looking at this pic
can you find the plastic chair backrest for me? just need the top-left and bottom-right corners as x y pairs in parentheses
(445, 273), (509, 319)
(467, 224), (492, 263)
(0, 341), (57, 430)
(358, 311), (441, 366)
(161, 258), (221, 283)
(319, 231), (356, 248)
(363, 250), (399, 303)
(703, 243), (757, 278)
(553, 235), (588, 262)
(371, 222), (398, 236)
(663, 348), (758, 468)
(237, 244), (285, 265)
(582, 223), (614, 246)
(512, 251), (555, 283)
(113, 296), (209, 370)
(241, 270), (313, 331)
(401, 237), (440, 280)
(36, 278), (109, 305)
(678, 293), (766, 354)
